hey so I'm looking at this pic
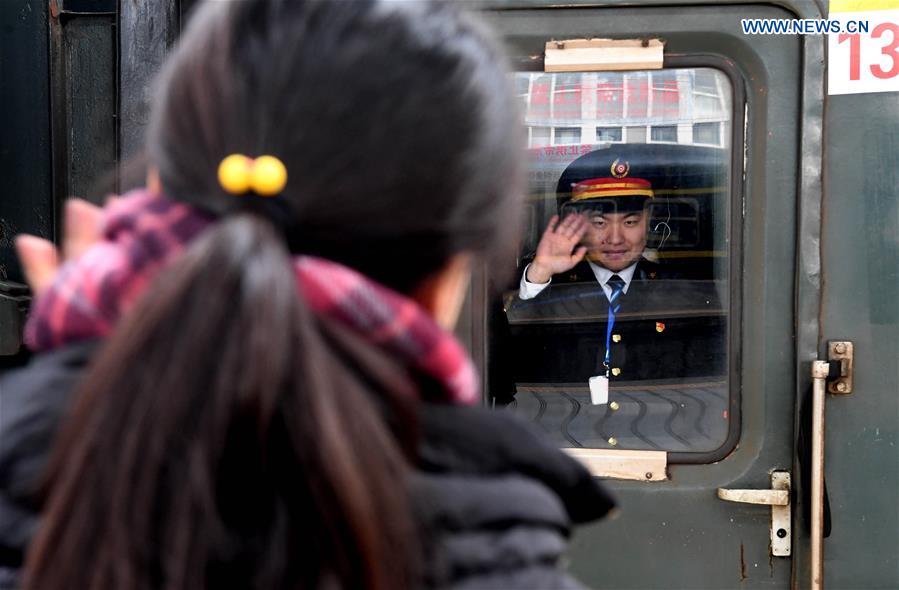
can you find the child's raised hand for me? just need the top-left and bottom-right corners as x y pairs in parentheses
(15, 198), (103, 296)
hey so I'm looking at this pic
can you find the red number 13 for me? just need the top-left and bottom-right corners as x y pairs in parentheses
(839, 33), (862, 80)
(839, 23), (899, 81)
(870, 22), (899, 79)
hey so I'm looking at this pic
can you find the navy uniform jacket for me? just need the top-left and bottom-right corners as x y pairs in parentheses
(503, 258), (726, 385)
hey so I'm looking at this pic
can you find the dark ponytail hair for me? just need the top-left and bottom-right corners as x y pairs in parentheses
(25, 218), (420, 589)
(24, 0), (521, 588)
(150, 0), (523, 291)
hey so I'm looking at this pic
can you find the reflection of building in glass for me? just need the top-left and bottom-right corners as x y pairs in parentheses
(516, 69), (731, 148)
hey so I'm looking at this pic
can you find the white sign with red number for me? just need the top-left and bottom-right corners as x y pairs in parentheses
(829, 1), (899, 95)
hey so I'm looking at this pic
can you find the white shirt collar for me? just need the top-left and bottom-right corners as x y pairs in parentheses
(588, 260), (638, 295)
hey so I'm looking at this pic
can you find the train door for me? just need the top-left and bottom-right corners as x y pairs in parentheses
(473, 5), (804, 588)
(818, 25), (899, 589)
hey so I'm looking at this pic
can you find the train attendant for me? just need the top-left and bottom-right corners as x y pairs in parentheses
(518, 174), (659, 301)
(507, 147), (725, 391)
(0, 1), (615, 589)
(515, 150), (670, 386)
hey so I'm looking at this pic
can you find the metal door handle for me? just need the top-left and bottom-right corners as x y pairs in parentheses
(809, 341), (854, 590)
(716, 472), (791, 557)
(717, 487), (789, 506)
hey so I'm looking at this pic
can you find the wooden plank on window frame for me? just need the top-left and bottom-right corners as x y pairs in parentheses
(564, 448), (668, 481)
(545, 38), (664, 72)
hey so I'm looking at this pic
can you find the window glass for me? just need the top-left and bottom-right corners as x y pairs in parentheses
(650, 71), (680, 120)
(494, 68), (733, 455)
(626, 126), (647, 143)
(554, 127), (581, 145)
(695, 95), (723, 118)
(693, 70), (725, 119)
(693, 122), (721, 145)
(514, 75), (531, 96)
(693, 69), (720, 94)
(530, 126), (551, 148)
(626, 73), (650, 119)
(650, 125), (678, 143)
(595, 74), (624, 120)
(553, 73), (583, 121)
(514, 75), (531, 113)
(596, 127), (623, 142)
(527, 74), (552, 120)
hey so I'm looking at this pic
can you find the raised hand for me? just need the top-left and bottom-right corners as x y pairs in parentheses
(15, 198), (103, 296)
(526, 213), (588, 284)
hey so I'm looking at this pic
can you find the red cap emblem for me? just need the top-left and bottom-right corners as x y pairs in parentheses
(611, 158), (630, 178)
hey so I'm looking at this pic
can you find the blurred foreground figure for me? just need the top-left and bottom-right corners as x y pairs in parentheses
(0, 1), (613, 588)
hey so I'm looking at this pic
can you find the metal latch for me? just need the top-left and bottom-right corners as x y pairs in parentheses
(718, 471), (791, 556)
(826, 340), (854, 394)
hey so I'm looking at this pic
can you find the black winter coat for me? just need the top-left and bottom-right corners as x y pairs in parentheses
(0, 342), (614, 590)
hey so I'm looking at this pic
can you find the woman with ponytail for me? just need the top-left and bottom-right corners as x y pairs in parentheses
(0, 1), (614, 589)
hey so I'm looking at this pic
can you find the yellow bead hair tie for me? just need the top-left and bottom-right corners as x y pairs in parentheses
(217, 154), (288, 197)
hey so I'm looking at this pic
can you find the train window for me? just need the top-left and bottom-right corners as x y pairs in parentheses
(492, 67), (733, 456)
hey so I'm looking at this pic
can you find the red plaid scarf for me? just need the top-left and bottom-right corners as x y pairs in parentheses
(25, 190), (478, 404)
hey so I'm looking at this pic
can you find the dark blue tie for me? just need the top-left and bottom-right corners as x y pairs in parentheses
(603, 275), (625, 372)
(607, 274), (625, 311)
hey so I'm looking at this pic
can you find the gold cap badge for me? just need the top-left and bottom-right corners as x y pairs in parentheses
(610, 158), (630, 178)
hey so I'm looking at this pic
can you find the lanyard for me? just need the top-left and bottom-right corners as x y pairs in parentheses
(603, 286), (623, 373)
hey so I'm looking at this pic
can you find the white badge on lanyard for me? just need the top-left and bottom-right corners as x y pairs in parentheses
(589, 374), (609, 405)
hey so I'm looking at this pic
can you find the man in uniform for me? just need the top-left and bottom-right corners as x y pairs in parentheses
(506, 150), (723, 387)
(498, 146), (728, 452)
(518, 175), (660, 303)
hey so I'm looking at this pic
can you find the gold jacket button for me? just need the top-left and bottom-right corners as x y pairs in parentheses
(612, 334), (622, 343)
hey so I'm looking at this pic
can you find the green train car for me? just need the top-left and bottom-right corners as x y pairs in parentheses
(1, 0), (896, 588)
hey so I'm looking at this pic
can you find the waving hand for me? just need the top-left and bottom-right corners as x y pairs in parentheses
(525, 213), (588, 284)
